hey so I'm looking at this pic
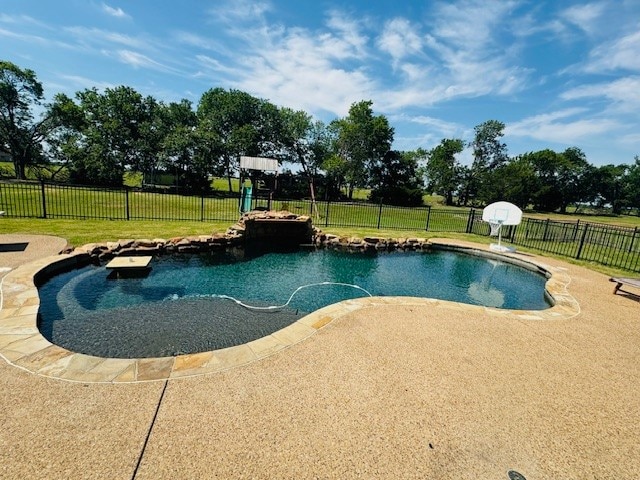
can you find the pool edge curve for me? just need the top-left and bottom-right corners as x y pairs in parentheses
(0, 239), (580, 383)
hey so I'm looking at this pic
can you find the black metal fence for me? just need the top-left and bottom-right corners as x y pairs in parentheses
(1, 180), (639, 272)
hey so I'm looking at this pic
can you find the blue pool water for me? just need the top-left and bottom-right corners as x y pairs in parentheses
(37, 248), (550, 358)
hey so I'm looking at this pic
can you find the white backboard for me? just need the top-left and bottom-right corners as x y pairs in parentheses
(482, 201), (522, 226)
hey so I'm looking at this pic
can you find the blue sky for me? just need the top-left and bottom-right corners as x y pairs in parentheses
(2, 0), (639, 166)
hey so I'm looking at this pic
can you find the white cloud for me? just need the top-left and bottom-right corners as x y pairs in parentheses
(115, 50), (172, 72)
(64, 27), (148, 50)
(208, 0), (272, 23)
(506, 108), (619, 144)
(430, 0), (517, 50)
(351, 0), (531, 114)
(0, 14), (50, 28)
(559, 2), (606, 34)
(619, 132), (640, 147)
(174, 32), (226, 53)
(377, 18), (423, 64)
(584, 29), (640, 72)
(194, 9), (376, 116)
(56, 74), (115, 92)
(561, 76), (640, 111)
(0, 26), (76, 49)
(325, 10), (369, 59)
(102, 3), (130, 19)
(408, 115), (463, 137)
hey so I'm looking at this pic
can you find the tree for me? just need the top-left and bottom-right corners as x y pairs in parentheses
(158, 100), (210, 192)
(487, 155), (537, 208)
(277, 109), (333, 210)
(49, 86), (162, 186)
(425, 139), (464, 206)
(556, 147), (591, 213)
(369, 150), (424, 206)
(526, 149), (565, 211)
(331, 100), (394, 199)
(44, 92), (87, 182)
(625, 156), (640, 212)
(321, 154), (348, 200)
(197, 88), (264, 192)
(0, 60), (48, 179)
(467, 120), (508, 204)
(595, 164), (628, 214)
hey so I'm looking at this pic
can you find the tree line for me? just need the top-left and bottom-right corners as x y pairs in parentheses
(1, 60), (639, 212)
(426, 120), (640, 214)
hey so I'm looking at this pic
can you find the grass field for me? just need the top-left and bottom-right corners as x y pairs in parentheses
(2, 216), (637, 277)
(2, 179), (639, 273)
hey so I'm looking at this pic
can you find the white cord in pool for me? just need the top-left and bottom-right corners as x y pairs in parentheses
(210, 282), (373, 311)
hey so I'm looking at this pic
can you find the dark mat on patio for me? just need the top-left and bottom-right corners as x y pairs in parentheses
(0, 242), (29, 252)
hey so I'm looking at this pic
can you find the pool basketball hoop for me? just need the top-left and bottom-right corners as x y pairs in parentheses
(482, 201), (522, 252)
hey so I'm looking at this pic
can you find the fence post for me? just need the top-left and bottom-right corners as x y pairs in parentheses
(465, 208), (475, 234)
(40, 180), (47, 219)
(573, 219), (580, 241)
(125, 188), (130, 220)
(324, 199), (330, 227)
(377, 198), (383, 229)
(425, 205), (431, 231)
(576, 223), (589, 259)
(629, 226), (638, 253)
(201, 195), (205, 221)
(542, 218), (551, 241)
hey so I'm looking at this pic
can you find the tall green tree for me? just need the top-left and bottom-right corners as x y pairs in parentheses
(369, 150), (425, 206)
(467, 120), (508, 204)
(157, 100), (210, 192)
(277, 108), (332, 206)
(0, 60), (48, 179)
(49, 86), (163, 186)
(331, 100), (394, 199)
(425, 138), (464, 206)
(595, 164), (628, 214)
(625, 156), (640, 211)
(197, 88), (264, 192)
(556, 147), (592, 213)
(487, 155), (537, 208)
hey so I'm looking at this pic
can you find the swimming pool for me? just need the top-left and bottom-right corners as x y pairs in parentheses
(37, 248), (551, 358)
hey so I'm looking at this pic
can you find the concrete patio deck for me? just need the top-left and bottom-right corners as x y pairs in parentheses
(0, 234), (638, 479)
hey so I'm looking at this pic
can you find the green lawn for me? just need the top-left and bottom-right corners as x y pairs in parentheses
(2, 216), (636, 277)
(2, 179), (639, 273)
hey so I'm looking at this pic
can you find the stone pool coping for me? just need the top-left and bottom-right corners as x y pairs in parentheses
(0, 239), (580, 383)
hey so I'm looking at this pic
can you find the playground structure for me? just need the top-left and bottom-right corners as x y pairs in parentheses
(239, 156), (279, 213)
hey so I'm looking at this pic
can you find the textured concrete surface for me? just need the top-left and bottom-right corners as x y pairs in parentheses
(0, 234), (69, 270)
(1, 234), (639, 479)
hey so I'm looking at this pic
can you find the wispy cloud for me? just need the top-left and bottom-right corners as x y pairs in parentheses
(506, 108), (619, 144)
(375, 0), (531, 111)
(56, 74), (116, 92)
(174, 32), (226, 53)
(377, 18), (423, 66)
(195, 8), (376, 116)
(0, 13), (51, 29)
(0, 26), (76, 49)
(561, 76), (640, 111)
(208, 0), (272, 23)
(64, 26), (148, 50)
(102, 3), (130, 20)
(114, 50), (174, 72)
(559, 2), (606, 34)
(408, 115), (464, 137)
(584, 29), (640, 72)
